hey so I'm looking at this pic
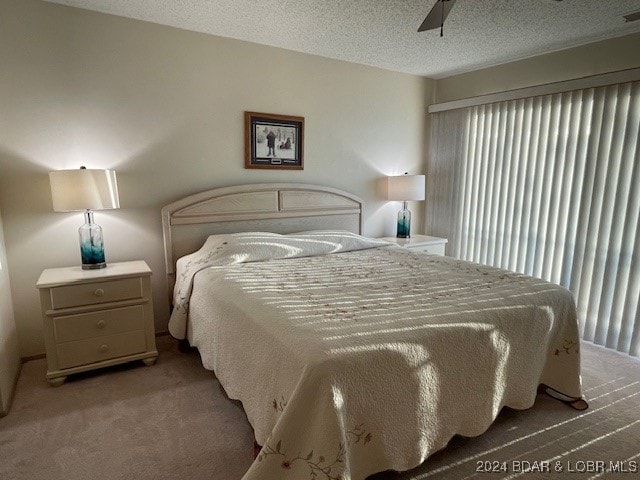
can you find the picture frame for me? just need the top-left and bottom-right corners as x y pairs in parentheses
(245, 112), (304, 170)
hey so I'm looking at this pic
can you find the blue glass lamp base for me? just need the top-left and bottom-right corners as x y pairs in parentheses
(80, 238), (107, 270)
(396, 222), (410, 238)
(82, 263), (106, 270)
(81, 256), (106, 270)
(396, 205), (412, 239)
(79, 211), (107, 270)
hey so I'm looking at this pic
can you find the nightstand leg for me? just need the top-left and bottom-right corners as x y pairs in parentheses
(142, 356), (157, 366)
(48, 376), (66, 387)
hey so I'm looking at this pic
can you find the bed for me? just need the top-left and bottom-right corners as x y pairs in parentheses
(162, 183), (585, 480)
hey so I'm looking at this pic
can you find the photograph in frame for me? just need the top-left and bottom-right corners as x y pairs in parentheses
(245, 112), (304, 170)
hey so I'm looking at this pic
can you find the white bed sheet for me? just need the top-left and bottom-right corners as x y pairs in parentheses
(171, 233), (582, 480)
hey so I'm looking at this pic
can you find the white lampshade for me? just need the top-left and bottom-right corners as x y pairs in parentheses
(387, 174), (425, 201)
(49, 168), (120, 212)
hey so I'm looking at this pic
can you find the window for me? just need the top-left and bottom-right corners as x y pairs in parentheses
(429, 81), (640, 356)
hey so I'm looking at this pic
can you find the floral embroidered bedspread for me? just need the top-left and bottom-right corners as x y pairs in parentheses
(168, 231), (392, 340)
(169, 232), (582, 480)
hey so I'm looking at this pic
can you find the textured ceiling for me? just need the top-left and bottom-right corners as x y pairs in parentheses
(43, 0), (640, 78)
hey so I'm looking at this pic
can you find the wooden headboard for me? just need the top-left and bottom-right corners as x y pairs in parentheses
(161, 183), (364, 296)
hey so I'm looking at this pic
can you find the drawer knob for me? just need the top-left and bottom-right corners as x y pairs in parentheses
(96, 320), (106, 329)
(94, 288), (105, 297)
(99, 344), (109, 353)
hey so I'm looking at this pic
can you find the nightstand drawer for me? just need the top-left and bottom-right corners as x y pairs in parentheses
(53, 305), (145, 343)
(50, 277), (143, 309)
(56, 330), (147, 369)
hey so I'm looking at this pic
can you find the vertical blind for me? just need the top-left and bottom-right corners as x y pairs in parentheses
(428, 81), (640, 356)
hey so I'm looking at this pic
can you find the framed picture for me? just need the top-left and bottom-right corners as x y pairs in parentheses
(245, 112), (304, 170)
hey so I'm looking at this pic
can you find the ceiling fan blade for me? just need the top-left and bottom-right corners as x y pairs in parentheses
(418, 0), (457, 32)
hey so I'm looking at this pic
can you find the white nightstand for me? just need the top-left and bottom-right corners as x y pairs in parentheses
(36, 260), (158, 386)
(379, 234), (448, 255)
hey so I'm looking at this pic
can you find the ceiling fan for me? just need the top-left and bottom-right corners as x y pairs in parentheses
(418, 0), (564, 37)
(418, 0), (457, 36)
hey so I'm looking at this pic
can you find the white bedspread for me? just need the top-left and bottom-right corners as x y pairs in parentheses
(169, 232), (582, 480)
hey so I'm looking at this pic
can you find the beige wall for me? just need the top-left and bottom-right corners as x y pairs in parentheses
(0, 208), (20, 415)
(435, 32), (640, 103)
(0, 0), (432, 357)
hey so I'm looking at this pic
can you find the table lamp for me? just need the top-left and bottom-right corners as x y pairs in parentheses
(49, 166), (120, 269)
(387, 173), (425, 238)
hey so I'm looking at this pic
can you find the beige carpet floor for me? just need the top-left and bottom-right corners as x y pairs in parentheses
(1, 335), (639, 480)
